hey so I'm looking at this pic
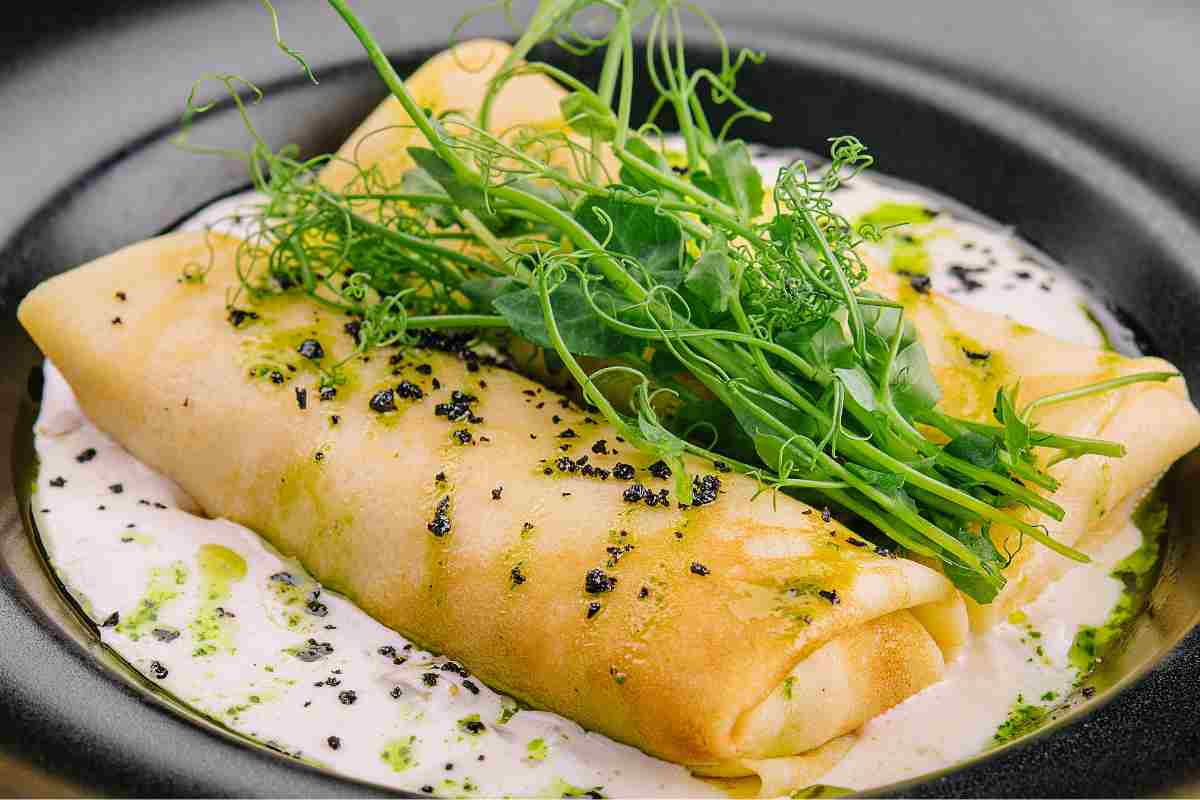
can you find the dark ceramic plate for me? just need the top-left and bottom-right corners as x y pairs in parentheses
(3, 1), (1200, 796)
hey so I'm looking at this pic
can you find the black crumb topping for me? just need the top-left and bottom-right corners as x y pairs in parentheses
(818, 589), (840, 605)
(338, 690), (357, 705)
(412, 329), (473, 355)
(611, 463), (635, 481)
(295, 387), (307, 410)
(846, 537), (868, 548)
(586, 602), (602, 619)
(422, 786), (434, 794)
(369, 389), (396, 413)
(327, 735), (341, 750)
(647, 460), (672, 479)
(306, 597), (329, 617)
(691, 475), (721, 506)
(962, 347), (991, 361)
(422, 672), (439, 687)
(821, 507), (832, 523)
(48, 476), (66, 488)
(270, 571), (297, 586)
(115, 291), (127, 301)
(427, 497), (452, 537)
(415, 363), (432, 375)
(378, 645), (396, 657)
(149, 661), (169, 680)
(713, 460), (731, 473)
(297, 339), (325, 360)
(269, 370), (285, 385)
(151, 627), (180, 643)
(462, 679), (480, 695)
(343, 320), (362, 344)
(585, 568), (617, 594)
(434, 390), (478, 421)
(591, 440), (609, 455)
(228, 308), (259, 328)
(107, 483), (125, 494)
(557, 428), (577, 439)
(292, 639), (335, 662)
(435, 472), (447, 483)
(453, 429), (474, 445)
(622, 484), (646, 503)
(605, 544), (634, 567)
(491, 486), (503, 500)
(390, 686), (403, 699)
(440, 661), (469, 677)
(637, 586), (650, 599)
(689, 561), (710, 577)
(908, 273), (932, 294)
(947, 264), (986, 293)
(76, 448), (97, 463)
(319, 386), (337, 402)
(102, 611), (120, 627)
(396, 380), (424, 400)
(1081, 685), (1096, 698)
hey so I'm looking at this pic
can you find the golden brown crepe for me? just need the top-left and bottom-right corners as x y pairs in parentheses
(19, 232), (967, 789)
(869, 271), (1200, 628)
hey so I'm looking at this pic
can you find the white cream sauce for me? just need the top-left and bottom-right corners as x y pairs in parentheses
(29, 152), (1147, 796)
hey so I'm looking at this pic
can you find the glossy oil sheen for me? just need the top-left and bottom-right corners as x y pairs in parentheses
(1, 1), (1200, 796)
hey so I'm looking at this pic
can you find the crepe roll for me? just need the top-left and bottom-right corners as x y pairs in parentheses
(869, 271), (1200, 628)
(19, 232), (967, 785)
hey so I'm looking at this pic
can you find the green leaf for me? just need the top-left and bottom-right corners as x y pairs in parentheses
(459, 276), (522, 312)
(943, 431), (999, 471)
(619, 136), (676, 197)
(777, 318), (855, 373)
(408, 146), (505, 231)
(994, 385), (1031, 462)
(860, 297), (918, 349)
(560, 91), (618, 142)
(575, 194), (684, 287)
(690, 170), (722, 201)
(752, 432), (816, 476)
(845, 463), (906, 494)
(707, 139), (765, 219)
(492, 275), (635, 358)
(942, 526), (1007, 604)
(834, 366), (879, 413)
(683, 239), (735, 314)
(889, 340), (941, 417)
(399, 166), (456, 227)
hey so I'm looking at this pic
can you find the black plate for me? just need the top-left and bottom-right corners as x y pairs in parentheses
(3, 1), (1200, 796)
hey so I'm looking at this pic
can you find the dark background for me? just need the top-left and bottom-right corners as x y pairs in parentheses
(3, 0), (1200, 254)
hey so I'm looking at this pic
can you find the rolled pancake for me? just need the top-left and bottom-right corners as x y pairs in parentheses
(19, 232), (966, 783)
(870, 271), (1200, 628)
